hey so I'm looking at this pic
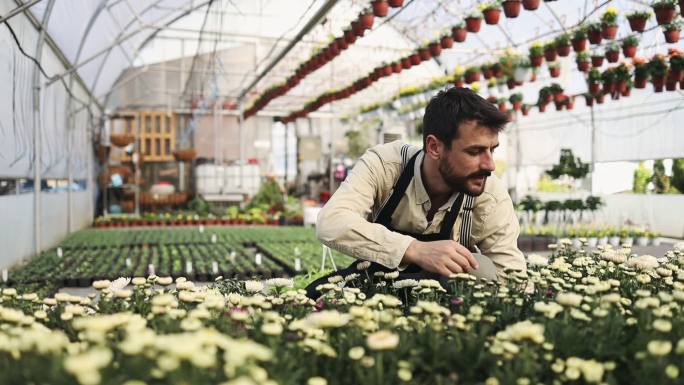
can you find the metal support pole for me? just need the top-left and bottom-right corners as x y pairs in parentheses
(134, 114), (141, 216)
(32, 0), (55, 256)
(589, 104), (597, 194)
(0, 0), (41, 24)
(284, 122), (288, 185)
(66, 84), (73, 232)
(238, 100), (245, 189)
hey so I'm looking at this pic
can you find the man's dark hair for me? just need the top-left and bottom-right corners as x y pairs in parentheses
(422, 87), (510, 149)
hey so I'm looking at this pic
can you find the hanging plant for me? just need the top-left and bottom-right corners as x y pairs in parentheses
(621, 35), (639, 58)
(401, 57), (412, 69)
(669, 49), (684, 79)
(388, 0), (404, 7)
(391, 61), (402, 74)
(453, 72), (465, 88)
(529, 41), (544, 67)
(409, 52), (421, 65)
(521, 103), (531, 115)
(648, 54), (669, 92)
(555, 33), (572, 56)
(548, 61), (561, 78)
(538, 86), (553, 104)
(591, 50), (605, 67)
(571, 28), (588, 51)
(440, 34), (454, 48)
(588, 68), (602, 94)
(652, 0), (677, 25)
(502, 0), (523, 18)
(523, 0), (541, 10)
(662, 20), (682, 43)
(587, 22), (603, 44)
(481, 1), (503, 25)
(544, 41), (558, 61)
(583, 93), (594, 107)
(452, 22), (468, 42)
(482, 63), (495, 79)
(372, 0), (389, 17)
(600, 6), (620, 39)
(464, 66), (481, 83)
(465, 12), (483, 32)
(633, 57), (650, 88)
(613, 63), (632, 94)
(429, 41), (443, 56)
(605, 43), (620, 63)
(626, 10), (651, 32)
(549, 83), (564, 102)
(546, 149), (590, 180)
(359, 11), (375, 30)
(576, 51), (591, 72)
(419, 46), (432, 61)
(601, 68), (617, 94)
(497, 97), (508, 112)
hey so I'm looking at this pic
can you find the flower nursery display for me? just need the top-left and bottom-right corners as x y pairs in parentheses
(2, 241), (684, 385)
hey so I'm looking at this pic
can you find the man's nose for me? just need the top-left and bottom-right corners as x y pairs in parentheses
(481, 151), (496, 172)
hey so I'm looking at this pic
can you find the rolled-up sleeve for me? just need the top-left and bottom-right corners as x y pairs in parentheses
(316, 147), (415, 269)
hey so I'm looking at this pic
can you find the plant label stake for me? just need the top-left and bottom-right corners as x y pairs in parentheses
(211, 234), (217, 243)
(255, 253), (262, 266)
(229, 251), (236, 263)
(199, 225), (205, 233)
(186, 261), (193, 274)
(320, 245), (337, 272)
(295, 258), (302, 272)
(125, 258), (131, 268)
(212, 261), (219, 274)
(57, 247), (63, 258)
(148, 264), (155, 276)
(1, 269), (7, 283)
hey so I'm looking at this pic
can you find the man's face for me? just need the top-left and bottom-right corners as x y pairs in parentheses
(437, 120), (499, 196)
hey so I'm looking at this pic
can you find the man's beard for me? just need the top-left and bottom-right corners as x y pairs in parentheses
(438, 158), (491, 196)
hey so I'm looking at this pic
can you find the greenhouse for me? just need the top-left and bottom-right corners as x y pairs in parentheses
(1, 0), (684, 384)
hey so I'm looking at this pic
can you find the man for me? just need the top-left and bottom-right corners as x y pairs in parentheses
(309, 87), (525, 297)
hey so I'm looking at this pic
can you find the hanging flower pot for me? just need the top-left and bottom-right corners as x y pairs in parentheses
(587, 24), (603, 44)
(522, 0), (540, 10)
(591, 54), (604, 67)
(429, 42), (442, 56)
(498, 101), (507, 112)
(410, 53), (421, 65)
(556, 44), (571, 57)
(464, 69), (481, 84)
(359, 13), (374, 30)
(572, 37), (587, 52)
(666, 78), (678, 91)
(544, 44), (558, 61)
(653, 2), (676, 25)
(344, 29), (357, 44)
(110, 133), (135, 148)
(173, 149), (196, 162)
(392, 62), (402, 73)
(617, 79), (628, 94)
(605, 49), (620, 63)
(627, 12), (650, 32)
(401, 57), (412, 69)
(584, 94), (594, 106)
(502, 1), (522, 18)
(589, 82), (601, 94)
(452, 26), (467, 42)
(351, 20), (365, 36)
(336, 37), (348, 50)
(507, 78), (517, 90)
(622, 44), (637, 58)
(372, 0), (389, 17)
(381, 64), (392, 77)
(512, 101), (522, 111)
(419, 47), (432, 61)
(440, 35), (454, 49)
(482, 66), (494, 79)
(652, 75), (666, 92)
(634, 76), (648, 88)
(454, 78), (465, 88)
(513, 66), (530, 82)
(577, 60), (590, 72)
(538, 103), (547, 113)
(529, 55), (543, 67)
(465, 16), (482, 33)
(601, 24), (618, 39)
(522, 104), (530, 115)
(388, 0), (404, 7)
(596, 93), (606, 104)
(483, 7), (502, 25)
(663, 26), (681, 43)
(621, 86), (632, 97)
(549, 65), (561, 78)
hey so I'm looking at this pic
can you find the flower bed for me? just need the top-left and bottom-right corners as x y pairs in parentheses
(1, 242), (684, 384)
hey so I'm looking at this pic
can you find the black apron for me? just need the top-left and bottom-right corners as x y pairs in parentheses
(305, 151), (466, 299)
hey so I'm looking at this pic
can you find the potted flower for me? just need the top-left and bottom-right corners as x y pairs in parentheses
(648, 53), (669, 91)
(669, 49), (684, 82)
(648, 230), (661, 245)
(614, 63), (632, 94)
(635, 228), (649, 246)
(652, 0), (677, 25)
(607, 228), (621, 246)
(389, 0), (404, 7)
(601, 68), (617, 93)
(453, 72), (465, 88)
(633, 57), (650, 88)
(538, 86), (553, 104)
(544, 41), (558, 61)
(627, 10), (651, 32)
(588, 68), (602, 94)
(465, 12), (483, 32)
(359, 11), (375, 30)
(372, 0), (389, 17)
(584, 93), (594, 106)
(351, 20), (365, 37)
(441, 33), (454, 48)
(576, 51), (591, 72)
(572, 28), (588, 52)
(452, 21), (468, 42)
(549, 83), (564, 102)
(529, 41), (544, 67)
(587, 22), (603, 44)
(502, 0), (523, 18)
(600, 6), (619, 39)
(429, 41), (443, 56)
(497, 97), (508, 112)
(509, 93), (524, 110)
(482, 63), (494, 79)
(622, 35), (639, 57)
(521, 103), (531, 115)
(401, 57), (412, 69)
(419, 46), (432, 61)
(662, 20), (681, 43)
(591, 49), (605, 67)
(512, 56), (531, 82)
(481, 1), (502, 24)
(409, 52), (421, 65)
(392, 61), (402, 73)
(605, 43), (620, 63)
(555, 33), (572, 56)
(548, 61), (561, 78)
(464, 66), (481, 83)
(523, 0), (540, 10)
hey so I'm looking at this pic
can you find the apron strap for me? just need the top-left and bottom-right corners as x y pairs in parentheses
(438, 193), (465, 238)
(459, 194), (476, 250)
(375, 149), (420, 227)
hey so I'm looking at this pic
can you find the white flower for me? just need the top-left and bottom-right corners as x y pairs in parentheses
(303, 310), (351, 329)
(393, 279), (418, 289)
(653, 319), (672, 333)
(647, 340), (672, 356)
(266, 278), (293, 288)
(357, 261), (371, 270)
(261, 322), (283, 336)
(556, 292), (583, 307)
(131, 277), (147, 286)
(534, 302), (564, 318)
(244, 280), (264, 293)
(92, 280), (111, 290)
(114, 289), (132, 299)
(109, 277), (131, 291)
(384, 271), (400, 280)
(307, 377), (327, 385)
(348, 346), (365, 360)
(527, 254), (548, 267)
(626, 255), (659, 270)
(157, 277), (173, 286)
(366, 330), (400, 351)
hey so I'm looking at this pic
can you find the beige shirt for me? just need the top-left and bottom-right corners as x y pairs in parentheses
(316, 141), (526, 273)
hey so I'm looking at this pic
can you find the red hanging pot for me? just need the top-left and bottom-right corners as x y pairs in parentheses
(666, 79), (678, 91)
(617, 79), (628, 94)
(502, 1), (522, 18)
(588, 29), (602, 44)
(652, 75), (665, 92)
(544, 48), (557, 62)
(512, 101), (522, 111)
(567, 98), (575, 110)
(452, 27), (467, 42)
(372, 0), (389, 17)
(419, 47), (432, 61)
(577, 61), (590, 72)
(601, 24), (618, 39)
(498, 102), (507, 112)
(585, 95), (594, 106)
(392, 62), (402, 73)
(522, 0), (540, 10)
(670, 68), (683, 81)
(401, 57), (412, 69)
(634, 76), (648, 89)
(596, 93), (605, 104)
(440, 35), (454, 49)
(465, 72), (481, 83)
(539, 103), (547, 112)
(627, 16), (647, 32)
(507, 78), (516, 90)
(622, 44), (637, 58)
(529, 55), (543, 67)
(336, 37), (348, 50)
(572, 38), (587, 52)
(409, 53), (421, 65)
(388, 0), (404, 7)
(352, 20), (365, 36)
(382, 64), (393, 76)
(589, 82), (601, 94)
(360, 13), (374, 30)
(553, 92), (565, 103)
(605, 50), (620, 63)
(483, 8), (501, 25)
(454, 79), (465, 88)
(344, 29), (357, 44)
(664, 29), (681, 43)
(482, 67), (494, 79)
(522, 105), (530, 115)
(681, 0), (684, 16)
(429, 42), (442, 56)
(591, 55), (604, 67)
(556, 44), (571, 57)
(465, 17), (482, 33)
(603, 81), (616, 94)
(654, 5), (676, 25)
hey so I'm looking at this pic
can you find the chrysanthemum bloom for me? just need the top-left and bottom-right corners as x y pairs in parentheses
(647, 340), (672, 356)
(244, 280), (264, 293)
(556, 292), (583, 307)
(157, 276), (173, 286)
(348, 346), (365, 360)
(366, 330), (399, 350)
(92, 280), (111, 290)
(131, 277), (147, 286)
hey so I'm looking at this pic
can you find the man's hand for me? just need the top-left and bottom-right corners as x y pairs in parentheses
(402, 240), (479, 276)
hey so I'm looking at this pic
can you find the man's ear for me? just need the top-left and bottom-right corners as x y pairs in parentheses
(424, 134), (443, 160)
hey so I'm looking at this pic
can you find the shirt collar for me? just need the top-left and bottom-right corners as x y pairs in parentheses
(412, 150), (461, 210)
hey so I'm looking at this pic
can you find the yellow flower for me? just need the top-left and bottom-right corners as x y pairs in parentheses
(647, 340), (672, 356)
(307, 377), (327, 385)
(348, 346), (365, 360)
(398, 368), (412, 381)
(261, 322), (283, 336)
(605, 6), (618, 15)
(366, 330), (400, 351)
(653, 319), (672, 333)
(666, 365), (679, 379)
